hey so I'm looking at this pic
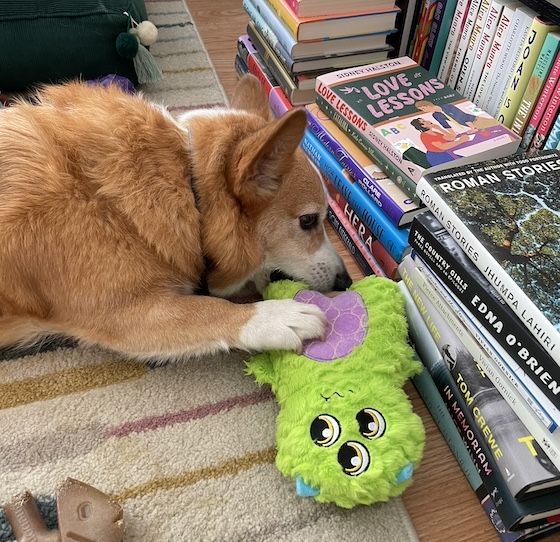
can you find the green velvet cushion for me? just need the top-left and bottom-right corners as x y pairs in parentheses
(0, 0), (148, 90)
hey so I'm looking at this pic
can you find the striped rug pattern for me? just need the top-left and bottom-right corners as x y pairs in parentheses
(0, 2), (419, 541)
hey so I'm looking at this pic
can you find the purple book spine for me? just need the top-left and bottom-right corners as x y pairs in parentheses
(305, 109), (405, 227)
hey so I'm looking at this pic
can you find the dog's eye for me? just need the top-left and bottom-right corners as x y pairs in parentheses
(310, 414), (341, 447)
(299, 213), (319, 230)
(356, 408), (386, 440)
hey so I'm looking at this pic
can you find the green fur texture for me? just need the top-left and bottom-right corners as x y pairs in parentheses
(246, 276), (425, 508)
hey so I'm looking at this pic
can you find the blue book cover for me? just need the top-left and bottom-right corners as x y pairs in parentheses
(545, 114), (560, 150)
(301, 130), (410, 262)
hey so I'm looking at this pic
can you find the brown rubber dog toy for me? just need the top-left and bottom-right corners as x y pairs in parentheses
(4, 478), (124, 542)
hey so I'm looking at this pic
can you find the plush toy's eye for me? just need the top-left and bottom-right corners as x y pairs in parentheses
(338, 441), (370, 476)
(310, 414), (341, 447)
(357, 408), (386, 440)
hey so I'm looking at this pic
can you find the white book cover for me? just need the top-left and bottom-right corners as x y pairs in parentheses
(438, 0), (472, 82)
(447, 0), (483, 88)
(474, 1), (519, 108)
(464, 0), (505, 100)
(455, 0), (492, 95)
(486, 6), (536, 115)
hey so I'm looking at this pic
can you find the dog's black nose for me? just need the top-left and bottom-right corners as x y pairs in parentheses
(333, 270), (352, 291)
(270, 270), (293, 282)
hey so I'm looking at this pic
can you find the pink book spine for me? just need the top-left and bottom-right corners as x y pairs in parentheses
(522, 53), (560, 148)
(530, 78), (560, 150)
(286, 0), (299, 15)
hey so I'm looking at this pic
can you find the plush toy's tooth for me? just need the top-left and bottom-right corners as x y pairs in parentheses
(395, 463), (414, 484)
(295, 476), (320, 497)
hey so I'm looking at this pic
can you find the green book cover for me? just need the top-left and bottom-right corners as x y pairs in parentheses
(315, 57), (520, 183)
(427, 0), (460, 76)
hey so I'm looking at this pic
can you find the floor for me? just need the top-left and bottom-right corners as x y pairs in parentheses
(185, 2), (556, 541)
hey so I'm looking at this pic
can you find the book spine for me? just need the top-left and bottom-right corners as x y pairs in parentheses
(422, 0), (448, 69)
(267, 0), (300, 39)
(402, 251), (560, 428)
(520, 52), (560, 149)
(497, 19), (557, 128)
(326, 199), (383, 277)
(409, 218), (560, 424)
(305, 108), (409, 227)
(474, 4), (514, 108)
(315, 94), (419, 198)
(244, 0), (297, 56)
(428, 0), (460, 76)
(463, 0), (502, 101)
(530, 78), (560, 150)
(487, 11), (533, 117)
(301, 129), (410, 262)
(438, 0), (472, 82)
(285, 0), (299, 15)
(323, 178), (399, 279)
(455, 0), (490, 95)
(447, 0), (482, 88)
(398, 0), (420, 57)
(545, 114), (560, 149)
(237, 36), (293, 116)
(512, 33), (560, 136)
(415, 177), (560, 365)
(403, 284), (553, 541)
(234, 54), (248, 77)
(411, 0), (437, 62)
(399, 260), (523, 531)
(246, 24), (298, 103)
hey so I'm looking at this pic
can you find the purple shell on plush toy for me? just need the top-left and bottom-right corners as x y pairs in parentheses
(86, 74), (136, 94)
(294, 290), (367, 362)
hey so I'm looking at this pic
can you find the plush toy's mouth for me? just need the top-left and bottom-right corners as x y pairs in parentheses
(321, 389), (354, 401)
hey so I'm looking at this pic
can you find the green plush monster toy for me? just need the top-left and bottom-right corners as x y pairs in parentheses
(246, 275), (425, 508)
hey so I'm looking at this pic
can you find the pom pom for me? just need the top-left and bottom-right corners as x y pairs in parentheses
(134, 20), (158, 46)
(116, 32), (139, 59)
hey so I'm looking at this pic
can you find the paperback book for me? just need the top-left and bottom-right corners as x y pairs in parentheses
(315, 56), (520, 184)
(415, 150), (560, 365)
(305, 101), (424, 227)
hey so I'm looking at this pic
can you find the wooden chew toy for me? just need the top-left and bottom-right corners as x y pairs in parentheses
(4, 478), (124, 542)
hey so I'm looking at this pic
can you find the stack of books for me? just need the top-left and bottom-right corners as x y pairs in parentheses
(410, 0), (560, 151)
(237, 0), (409, 105)
(400, 149), (560, 540)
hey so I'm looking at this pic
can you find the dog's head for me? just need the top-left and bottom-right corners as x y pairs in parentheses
(180, 75), (351, 297)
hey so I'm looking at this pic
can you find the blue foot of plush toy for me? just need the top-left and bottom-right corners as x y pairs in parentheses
(295, 476), (320, 498)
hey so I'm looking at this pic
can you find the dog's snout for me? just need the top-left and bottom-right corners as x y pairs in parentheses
(333, 270), (352, 291)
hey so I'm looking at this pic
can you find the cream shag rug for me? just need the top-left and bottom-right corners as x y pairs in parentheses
(0, 2), (420, 541)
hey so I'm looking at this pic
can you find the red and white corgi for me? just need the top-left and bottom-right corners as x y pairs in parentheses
(0, 75), (350, 361)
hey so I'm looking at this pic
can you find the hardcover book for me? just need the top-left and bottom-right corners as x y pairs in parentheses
(415, 150), (560, 364)
(409, 211), (560, 427)
(400, 256), (560, 529)
(315, 56), (520, 184)
(301, 129), (410, 262)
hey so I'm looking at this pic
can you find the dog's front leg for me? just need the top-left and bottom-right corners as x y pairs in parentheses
(76, 294), (326, 361)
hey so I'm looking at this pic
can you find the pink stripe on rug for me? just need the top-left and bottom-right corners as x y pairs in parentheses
(106, 388), (273, 438)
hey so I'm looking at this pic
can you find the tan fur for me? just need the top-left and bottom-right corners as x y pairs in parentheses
(0, 76), (346, 360)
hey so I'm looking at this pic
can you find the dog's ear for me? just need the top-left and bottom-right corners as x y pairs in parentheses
(234, 108), (307, 210)
(231, 74), (271, 119)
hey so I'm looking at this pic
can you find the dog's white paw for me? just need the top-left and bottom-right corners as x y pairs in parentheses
(238, 299), (326, 352)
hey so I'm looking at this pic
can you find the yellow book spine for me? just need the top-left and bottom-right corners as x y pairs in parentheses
(497, 19), (559, 128)
(267, 0), (300, 38)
